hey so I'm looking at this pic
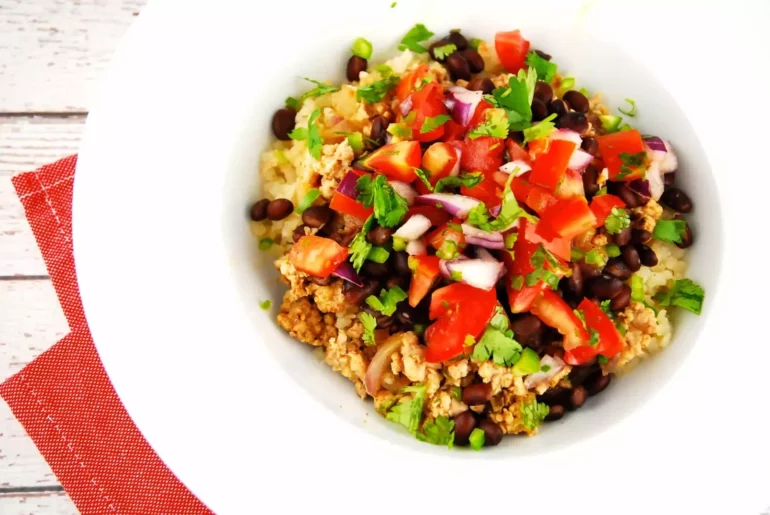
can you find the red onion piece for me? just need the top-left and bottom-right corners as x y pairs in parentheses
(416, 193), (481, 219)
(550, 128), (582, 146)
(446, 86), (483, 126)
(475, 247), (497, 262)
(338, 170), (362, 198)
(364, 335), (405, 395)
(499, 160), (531, 175)
(490, 205), (502, 217)
(443, 258), (506, 291)
(643, 136), (667, 152)
(332, 261), (363, 287)
(646, 162), (664, 200)
(393, 214), (431, 241)
(399, 95), (414, 117)
(389, 180), (417, 205)
(643, 138), (677, 174)
(568, 149), (593, 171)
(406, 239), (427, 256)
(628, 179), (651, 200)
(439, 254), (468, 278)
(524, 355), (566, 389)
(461, 224), (505, 250)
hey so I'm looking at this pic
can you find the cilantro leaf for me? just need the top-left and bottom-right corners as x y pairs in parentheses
(588, 328), (600, 347)
(420, 114), (452, 134)
(467, 202), (491, 230)
(585, 248), (608, 268)
(360, 312), (377, 345)
(433, 43), (457, 60)
(386, 385), (427, 434)
(398, 23), (434, 53)
(356, 174), (409, 227)
(416, 416), (455, 448)
(469, 427), (485, 450)
(348, 215), (375, 272)
(600, 299), (613, 318)
(258, 238), (273, 251)
(434, 172), (483, 193)
(525, 51), (558, 82)
(488, 172), (537, 231)
(414, 168), (433, 192)
(490, 69), (538, 131)
(469, 38), (483, 50)
(654, 278), (705, 315)
(520, 401), (549, 431)
(436, 239), (459, 260)
(365, 286), (408, 316)
(618, 98), (637, 117)
(469, 108), (509, 139)
(471, 326), (523, 367)
(653, 219), (688, 244)
(617, 151), (647, 179)
(597, 355), (609, 365)
(605, 207), (631, 235)
(300, 78), (339, 100)
(351, 37), (373, 60)
(522, 113), (557, 144)
(289, 108), (323, 159)
(357, 75), (400, 104)
(285, 96), (301, 110)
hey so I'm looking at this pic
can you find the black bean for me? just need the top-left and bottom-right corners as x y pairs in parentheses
(301, 205), (333, 228)
(620, 245), (640, 272)
(545, 404), (565, 421)
(562, 90), (589, 113)
(544, 344), (565, 361)
(604, 257), (632, 280)
(462, 383), (493, 406)
(615, 184), (640, 208)
(676, 223), (694, 249)
(548, 99), (567, 117)
(569, 386), (588, 410)
(581, 136), (599, 156)
(453, 411), (477, 446)
(590, 275), (624, 299)
(366, 226), (392, 246)
(310, 275), (332, 286)
(531, 98), (548, 122)
(370, 115), (389, 147)
(585, 372), (612, 396)
(429, 39), (453, 61)
(567, 262), (583, 295)
(582, 164), (600, 198)
(510, 314), (543, 349)
(447, 31), (469, 51)
(660, 187), (693, 213)
(632, 229), (652, 245)
(250, 199), (270, 221)
(478, 419), (504, 446)
(271, 109), (296, 140)
(664, 172), (676, 186)
(292, 224), (307, 243)
(534, 81), (554, 104)
(636, 244), (658, 267)
(614, 226), (632, 246)
(461, 49), (485, 73)
(569, 363), (599, 387)
(445, 53), (471, 81)
(362, 260), (390, 278)
(343, 280), (380, 305)
(579, 261), (603, 281)
(534, 49), (552, 60)
(467, 77), (495, 95)
(610, 285), (631, 312)
(555, 112), (589, 135)
(392, 251), (411, 276)
(386, 276), (407, 290)
(266, 198), (294, 221)
(346, 55), (368, 82)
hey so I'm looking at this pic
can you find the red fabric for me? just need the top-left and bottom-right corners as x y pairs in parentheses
(1, 156), (212, 515)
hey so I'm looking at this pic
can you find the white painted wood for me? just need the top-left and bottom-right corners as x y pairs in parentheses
(0, 0), (145, 113)
(0, 491), (77, 515)
(0, 176), (48, 277)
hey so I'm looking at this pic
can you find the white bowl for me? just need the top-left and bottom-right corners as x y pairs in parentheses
(71, 1), (769, 513)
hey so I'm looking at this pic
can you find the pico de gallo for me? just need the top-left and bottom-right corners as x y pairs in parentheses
(252, 25), (705, 451)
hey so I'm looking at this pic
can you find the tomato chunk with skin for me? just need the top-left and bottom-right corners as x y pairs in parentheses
(429, 283), (497, 321)
(590, 194), (626, 227)
(540, 197), (597, 239)
(596, 129), (646, 181)
(554, 169), (585, 199)
(442, 119), (467, 142)
(330, 191), (372, 221)
(426, 221), (465, 251)
(289, 235), (349, 278)
(502, 230), (550, 313)
(410, 82), (448, 143)
(396, 63), (431, 102)
(527, 137), (550, 160)
(530, 139), (576, 191)
(422, 142), (459, 184)
(495, 30), (531, 73)
(407, 255), (441, 308)
(461, 173), (502, 209)
(461, 136), (505, 175)
(360, 141), (421, 182)
(505, 138), (531, 163)
(522, 218), (571, 262)
(525, 185), (559, 215)
(530, 290), (589, 350)
(468, 99), (494, 128)
(564, 298), (625, 365)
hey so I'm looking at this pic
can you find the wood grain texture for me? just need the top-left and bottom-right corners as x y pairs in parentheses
(0, 0), (144, 113)
(0, 490), (77, 515)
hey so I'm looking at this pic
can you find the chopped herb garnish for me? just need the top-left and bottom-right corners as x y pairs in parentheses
(471, 326), (522, 367)
(335, 131), (364, 154)
(357, 75), (400, 104)
(488, 68), (538, 131)
(433, 43), (457, 60)
(525, 51), (558, 83)
(652, 219), (688, 244)
(258, 238), (273, 251)
(618, 98), (637, 117)
(469, 108), (509, 139)
(420, 114), (452, 134)
(588, 328), (600, 347)
(414, 168), (433, 191)
(356, 173), (409, 227)
(417, 416), (455, 448)
(348, 215), (375, 272)
(289, 108), (323, 159)
(653, 278), (705, 315)
(434, 172), (483, 193)
(605, 244), (621, 258)
(300, 78), (340, 100)
(584, 248), (608, 268)
(365, 286), (407, 316)
(522, 113), (557, 144)
(360, 311), (377, 345)
(398, 23), (434, 53)
(605, 207), (631, 234)
(573, 308), (587, 326)
(285, 96), (301, 111)
(451, 270), (464, 282)
(597, 355), (609, 365)
(351, 37), (373, 60)
(526, 244), (564, 290)
(600, 299), (613, 318)
(450, 386), (462, 400)
(469, 427), (485, 450)
(510, 275), (524, 290)
(469, 38), (483, 50)
(505, 232), (518, 250)
(295, 188), (321, 214)
(436, 239), (459, 260)
(559, 77), (576, 93)
(630, 275), (645, 302)
(259, 299), (272, 310)
(386, 385), (427, 434)
(571, 248), (585, 261)
(617, 151), (646, 179)
(521, 401), (549, 431)
(599, 115), (623, 134)
(541, 364), (552, 372)
(467, 202), (490, 229)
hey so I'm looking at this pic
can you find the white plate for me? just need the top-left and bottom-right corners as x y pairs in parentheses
(72, 0), (770, 513)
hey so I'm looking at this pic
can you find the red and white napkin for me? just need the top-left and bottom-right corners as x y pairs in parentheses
(1, 156), (213, 514)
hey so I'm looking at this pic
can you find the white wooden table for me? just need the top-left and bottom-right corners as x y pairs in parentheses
(0, 1), (144, 512)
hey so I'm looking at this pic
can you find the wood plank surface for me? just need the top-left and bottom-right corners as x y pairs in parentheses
(0, 490), (76, 515)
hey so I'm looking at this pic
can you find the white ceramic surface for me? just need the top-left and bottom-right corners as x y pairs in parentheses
(72, 1), (770, 513)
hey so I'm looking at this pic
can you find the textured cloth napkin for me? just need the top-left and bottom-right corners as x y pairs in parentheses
(1, 156), (213, 514)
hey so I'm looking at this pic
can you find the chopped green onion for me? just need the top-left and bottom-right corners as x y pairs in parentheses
(599, 115), (623, 133)
(392, 236), (406, 252)
(618, 98), (637, 117)
(367, 246), (390, 264)
(259, 238), (273, 251)
(571, 248), (585, 261)
(469, 428), (485, 450)
(295, 188), (321, 214)
(391, 1), (397, 7)
(351, 37), (373, 60)
(285, 96), (301, 110)
(597, 355), (608, 365)
(559, 77), (576, 92)
(630, 275), (645, 302)
(259, 300), (272, 310)
(579, 87), (590, 97)
(605, 244), (621, 258)
(347, 132), (364, 154)
(469, 38), (483, 50)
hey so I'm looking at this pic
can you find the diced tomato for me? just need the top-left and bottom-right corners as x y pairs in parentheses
(505, 138), (531, 163)
(522, 218), (571, 262)
(596, 129), (646, 181)
(527, 137), (550, 160)
(508, 175), (533, 202)
(554, 169), (585, 199)
(530, 290), (589, 350)
(525, 185), (559, 215)
(421, 142), (459, 184)
(330, 191), (372, 220)
(564, 298), (626, 365)
(468, 99), (494, 128)
(288, 235), (349, 278)
(426, 221), (465, 251)
(461, 136), (505, 175)
(359, 141), (421, 182)
(396, 63), (432, 102)
(502, 231), (549, 313)
(563, 345), (599, 366)
(405, 205), (451, 228)
(589, 194), (626, 227)
(429, 283), (497, 321)
(530, 139), (576, 191)
(441, 119), (467, 142)
(494, 30), (531, 73)
(540, 197), (596, 239)
(461, 173), (502, 208)
(410, 82), (448, 143)
(407, 255), (441, 308)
